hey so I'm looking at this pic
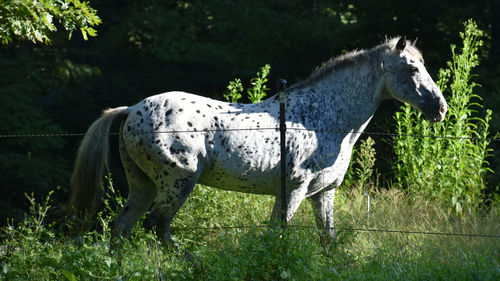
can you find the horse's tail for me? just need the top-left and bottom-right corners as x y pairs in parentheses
(68, 106), (129, 219)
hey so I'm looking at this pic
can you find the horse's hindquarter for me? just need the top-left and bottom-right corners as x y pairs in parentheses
(121, 92), (211, 178)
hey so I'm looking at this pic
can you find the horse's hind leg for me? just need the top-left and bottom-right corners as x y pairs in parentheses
(111, 136), (157, 246)
(149, 171), (200, 246)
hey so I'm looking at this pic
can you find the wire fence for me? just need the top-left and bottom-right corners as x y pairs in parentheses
(168, 204), (500, 239)
(1, 127), (499, 142)
(170, 224), (500, 239)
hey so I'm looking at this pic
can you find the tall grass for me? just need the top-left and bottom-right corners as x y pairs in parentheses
(394, 20), (493, 214)
(1, 186), (498, 280)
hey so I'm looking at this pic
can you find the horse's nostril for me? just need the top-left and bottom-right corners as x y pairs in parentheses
(440, 104), (447, 114)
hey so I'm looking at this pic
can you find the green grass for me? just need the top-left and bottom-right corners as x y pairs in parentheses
(1, 186), (498, 280)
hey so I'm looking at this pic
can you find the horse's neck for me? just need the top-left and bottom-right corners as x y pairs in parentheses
(290, 65), (384, 137)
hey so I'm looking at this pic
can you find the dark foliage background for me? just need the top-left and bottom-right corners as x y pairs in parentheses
(1, 0), (498, 223)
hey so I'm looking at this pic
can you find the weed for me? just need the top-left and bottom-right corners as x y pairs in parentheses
(223, 78), (243, 103)
(394, 20), (493, 214)
(247, 64), (271, 103)
(223, 64), (271, 104)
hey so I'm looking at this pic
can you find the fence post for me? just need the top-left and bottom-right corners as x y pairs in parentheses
(277, 79), (287, 230)
(363, 192), (370, 225)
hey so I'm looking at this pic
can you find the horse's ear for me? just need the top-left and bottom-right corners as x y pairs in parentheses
(395, 36), (406, 51)
(412, 37), (418, 46)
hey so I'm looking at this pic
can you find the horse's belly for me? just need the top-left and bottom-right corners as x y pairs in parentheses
(198, 161), (280, 195)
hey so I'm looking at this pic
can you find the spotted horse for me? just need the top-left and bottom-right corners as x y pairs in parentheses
(68, 37), (447, 246)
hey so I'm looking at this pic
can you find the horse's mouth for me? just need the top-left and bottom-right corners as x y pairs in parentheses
(424, 103), (448, 123)
(427, 115), (443, 123)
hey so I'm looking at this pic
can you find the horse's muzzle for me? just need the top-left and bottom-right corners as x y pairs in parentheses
(426, 103), (448, 123)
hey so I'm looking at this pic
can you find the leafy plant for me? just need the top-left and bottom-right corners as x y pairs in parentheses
(341, 136), (378, 195)
(24, 191), (54, 234)
(393, 19), (493, 214)
(247, 64), (271, 103)
(354, 137), (377, 191)
(223, 64), (271, 104)
(223, 78), (244, 103)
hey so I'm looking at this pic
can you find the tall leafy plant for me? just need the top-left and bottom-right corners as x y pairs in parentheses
(247, 64), (271, 103)
(224, 64), (271, 104)
(393, 20), (493, 214)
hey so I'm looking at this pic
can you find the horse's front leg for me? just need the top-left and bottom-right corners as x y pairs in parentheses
(270, 186), (308, 226)
(309, 187), (336, 245)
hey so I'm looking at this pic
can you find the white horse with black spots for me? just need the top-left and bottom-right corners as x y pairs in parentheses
(68, 37), (447, 246)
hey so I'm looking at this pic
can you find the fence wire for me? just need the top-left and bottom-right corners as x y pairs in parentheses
(170, 224), (500, 239)
(0, 127), (499, 142)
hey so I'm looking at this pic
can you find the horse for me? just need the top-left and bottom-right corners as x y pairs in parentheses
(68, 37), (447, 245)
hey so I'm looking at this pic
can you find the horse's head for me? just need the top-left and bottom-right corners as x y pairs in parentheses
(381, 37), (447, 123)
